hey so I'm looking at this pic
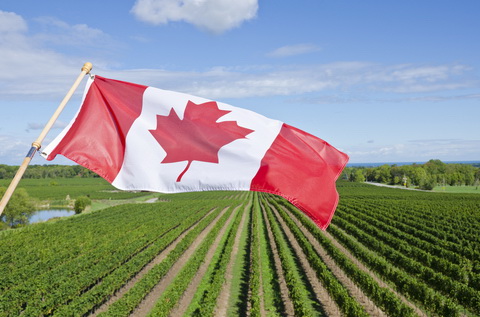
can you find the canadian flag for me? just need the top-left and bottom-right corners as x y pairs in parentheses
(42, 76), (348, 229)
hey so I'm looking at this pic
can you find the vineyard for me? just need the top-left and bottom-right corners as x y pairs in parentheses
(0, 181), (479, 316)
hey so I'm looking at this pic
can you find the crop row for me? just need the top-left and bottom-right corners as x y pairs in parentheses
(265, 193), (379, 317)
(2, 182), (477, 316)
(0, 192), (238, 316)
(97, 205), (227, 316)
(336, 212), (480, 314)
(357, 198), (480, 249)
(185, 201), (247, 316)
(252, 192), (284, 316)
(52, 205), (216, 316)
(329, 219), (465, 316)
(272, 196), (417, 317)
(2, 205), (221, 316)
(343, 197), (480, 280)
(338, 204), (479, 289)
(0, 202), (206, 293)
(0, 204), (198, 315)
(248, 194), (262, 316)
(334, 209), (480, 315)
(341, 200), (472, 265)
(260, 195), (322, 316)
(146, 204), (237, 315)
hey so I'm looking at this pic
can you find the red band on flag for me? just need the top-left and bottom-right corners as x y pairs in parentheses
(250, 123), (349, 229)
(45, 76), (147, 182)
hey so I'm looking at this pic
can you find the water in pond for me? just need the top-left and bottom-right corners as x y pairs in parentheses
(29, 209), (75, 223)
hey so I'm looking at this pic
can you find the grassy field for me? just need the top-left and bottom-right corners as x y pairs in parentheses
(433, 184), (480, 193)
(0, 177), (152, 201)
(0, 180), (479, 316)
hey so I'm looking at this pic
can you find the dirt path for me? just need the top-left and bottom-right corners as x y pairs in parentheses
(269, 203), (342, 317)
(323, 224), (428, 317)
(365, 181), (431, 192)
(278, 205), (386, 317)
(214, 204), (249, 316)
(91, 209), (215, 316)
(169, 205), (240, 316)
(131, 206), (230, 316)
(260, 203), (294, 316)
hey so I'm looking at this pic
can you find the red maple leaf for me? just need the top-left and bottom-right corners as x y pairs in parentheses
(149, 100), (254, 182)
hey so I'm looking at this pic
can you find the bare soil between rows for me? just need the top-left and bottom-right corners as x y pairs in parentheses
(131, 206), (229, 316)
(214, 204), (249, 316)
(91, 208), (216, 316)
(169, 205), (240, 316)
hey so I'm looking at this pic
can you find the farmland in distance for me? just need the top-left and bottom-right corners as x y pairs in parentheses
(0, 181), (479, 316)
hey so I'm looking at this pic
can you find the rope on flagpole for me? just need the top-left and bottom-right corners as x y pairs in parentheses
(0, 62), (93, 217)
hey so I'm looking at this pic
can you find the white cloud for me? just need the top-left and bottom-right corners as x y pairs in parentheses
(0, 11), (476, 103)
(0, 11), (27, 33)
(1, 58), (475, 102)
(97, 64), (343, 99)
(267, 44), (321, 58)
(409, 93), (480, 102)
(32, 16), (116, 49)
(364, 64), (473, 93)
(131, 0), (258, 33)
(0, 11), (114, 99)
(0, 134), (74, 165)
(0, 135), (30, 164)
(294, 92), (480, 105)
(102, 62), (475, 99)
(26, 121), (68, 133)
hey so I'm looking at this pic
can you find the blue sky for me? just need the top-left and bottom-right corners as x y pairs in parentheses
(0, 0), (479, 165)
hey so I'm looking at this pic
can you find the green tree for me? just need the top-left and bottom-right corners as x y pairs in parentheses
(0, 187), (35, 228)
(425, 159), (446, 175)
(390, 166), (404, 184)
(351, 169), (366, 182)
(74, 196), (91, 214)
(374, 164), (392, 184)
(411, 167), (427, 187)
(419, 175), (436, 190)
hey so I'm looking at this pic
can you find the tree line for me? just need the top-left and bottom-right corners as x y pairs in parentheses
(343, 159), (480, 190)
(0, 164), (99, 179)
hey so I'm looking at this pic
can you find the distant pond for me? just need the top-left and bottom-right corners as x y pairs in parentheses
(29, 209), (75, 223)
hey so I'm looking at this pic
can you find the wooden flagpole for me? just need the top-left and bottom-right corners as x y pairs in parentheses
(0, 62), (93, 217)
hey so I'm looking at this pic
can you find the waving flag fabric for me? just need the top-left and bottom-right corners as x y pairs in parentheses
(42, 76), (348, 229)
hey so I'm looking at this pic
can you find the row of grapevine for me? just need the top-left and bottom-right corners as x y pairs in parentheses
(351, 198), (480, 262)
(146, 205), (236, 316)
(271, 196), (417, 317)
(97, 205), (228, 316)
(263, 195), (370, 317)
(1, 181), (478, 316)
(185, 202), (248, 316)
(251, 192), (285, 316)
(0, 192), (237, 316)
(260, 195), (325, 316)
(333, 215), (477, 315)
(247, 195), (261, 316)
(339, 204), (480, 288)
(1, 204), (207, 315)
(331, 181), (480, 317)
(65, 205), (226, 316)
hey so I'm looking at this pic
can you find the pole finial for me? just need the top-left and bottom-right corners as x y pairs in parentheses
(82, 62), (93, 74)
